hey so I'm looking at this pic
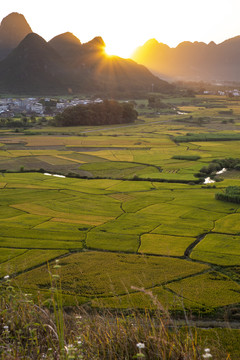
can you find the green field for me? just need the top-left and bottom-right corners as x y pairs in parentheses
(1, 94), (240, 317)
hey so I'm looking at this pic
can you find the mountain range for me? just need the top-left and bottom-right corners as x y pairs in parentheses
(132, 37), (240, 82)
(0, 13), (172, 95)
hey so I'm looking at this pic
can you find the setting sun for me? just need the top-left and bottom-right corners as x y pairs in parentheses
(104, 43), (133, 59)
(2, 0), (240, 59)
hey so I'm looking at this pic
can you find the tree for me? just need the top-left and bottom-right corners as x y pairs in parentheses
(53, 100), (138, 127)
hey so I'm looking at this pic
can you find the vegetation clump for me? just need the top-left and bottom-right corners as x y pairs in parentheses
(0, 277), (226, 360)
(195, 158), (240, 180)
(172, 155), (201, 161)
(53, 100), (138, 126)
(174, 133), (240, 143)
(216, 186), (240, 204)
(148, 96), (172, 109)
(212, 158), (240, 170)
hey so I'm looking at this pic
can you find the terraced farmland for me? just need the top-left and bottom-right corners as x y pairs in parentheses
(0, 171), (239, 315)
(1, 95), (240, 317)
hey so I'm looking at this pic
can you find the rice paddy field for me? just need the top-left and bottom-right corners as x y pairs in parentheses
(1, 94), (240, 318)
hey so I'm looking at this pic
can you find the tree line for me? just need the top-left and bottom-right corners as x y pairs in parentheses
(53, 100), (138, 127)
(216, 186), (240, 204)
(174, 133), (240, 143)
(195, 157), (240, 180)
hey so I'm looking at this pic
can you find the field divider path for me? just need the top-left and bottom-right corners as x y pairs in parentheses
(137, 223), (163, 253)
(0, 248), (29, 266)
(123, 160), (163, 173)
(91, 268), (211, 300)
(81, 225), (97, 249)
(131, 197), (175, 215)
(0, 250), (72, 282)
(163, 284), (208, 308)
(31, 217), (53, 230)
(184, 233), (208, 258)
(104, 180), (124, 190)
(84, 201), (126, 248)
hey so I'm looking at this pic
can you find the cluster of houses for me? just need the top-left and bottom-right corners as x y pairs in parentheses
(203, 89), (240, 96)
(0, 97), (103, 117)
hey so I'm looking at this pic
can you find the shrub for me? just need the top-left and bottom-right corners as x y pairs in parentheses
(172, 155), (201, 161)
(216, 186), (240, 203)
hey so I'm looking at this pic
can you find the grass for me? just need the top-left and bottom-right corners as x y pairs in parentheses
(191, 233), (240, 265)
(2, 94), (240, 357)
(166, 271), (240, 308)
(86, 231), (139, 252)
(213, 213), (240, 234)
(139, 234), (196, 256)
(0, 248), (27, 263)
(1, 94), (240, 319)
(0, 172), (239, 309)
(2, 278), (235, 359)
(0, 249), (67, 277)
(14, 252), (208, 300)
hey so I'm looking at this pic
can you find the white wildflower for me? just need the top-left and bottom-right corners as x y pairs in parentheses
(136, 343), (145, 349)
(65, 344), (75, 354)
(53, 264), (61, 269)
(52, 274), (60, 279)
(203, 348), (212, 358)
(4, 275), (10, 280)
(203, 354), (212, 359)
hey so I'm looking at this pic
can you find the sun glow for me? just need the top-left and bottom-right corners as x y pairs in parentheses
(104, 43), (133, 59)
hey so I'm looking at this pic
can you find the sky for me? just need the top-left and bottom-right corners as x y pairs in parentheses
(1, 0), (240, 58)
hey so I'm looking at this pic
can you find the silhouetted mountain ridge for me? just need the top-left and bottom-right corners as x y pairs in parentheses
(48, 32), (82, 62)
(0, 12), (32, 60)
(132, 37), (240, 82)
(0, 33), (68, 93)
(0, 14), (172, 95)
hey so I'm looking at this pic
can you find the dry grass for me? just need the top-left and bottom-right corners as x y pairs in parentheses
(0, 274), (232, 360)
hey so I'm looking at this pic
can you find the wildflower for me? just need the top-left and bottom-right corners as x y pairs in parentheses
(4, 275), (10, 280)
(3, 325), (9, 330)
(53, 264), (61, 269)
(65, 344), (76, 354)
(136, 343), (145, 350)
(203, 348), (212, 358)
(203, 354), (212, 359)
(52, 274), (60, 279)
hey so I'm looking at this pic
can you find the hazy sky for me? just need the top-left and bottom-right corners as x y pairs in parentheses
(1, 0), (240, 57)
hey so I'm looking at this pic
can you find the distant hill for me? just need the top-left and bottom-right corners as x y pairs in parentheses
(0, 33), (68, 94)
(132, 37), (240, 82)
(49, 33), (173, 94)
(0, 13), (173, 95)
(0, 12), (32, 60)
(48, 32), (82, 62)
